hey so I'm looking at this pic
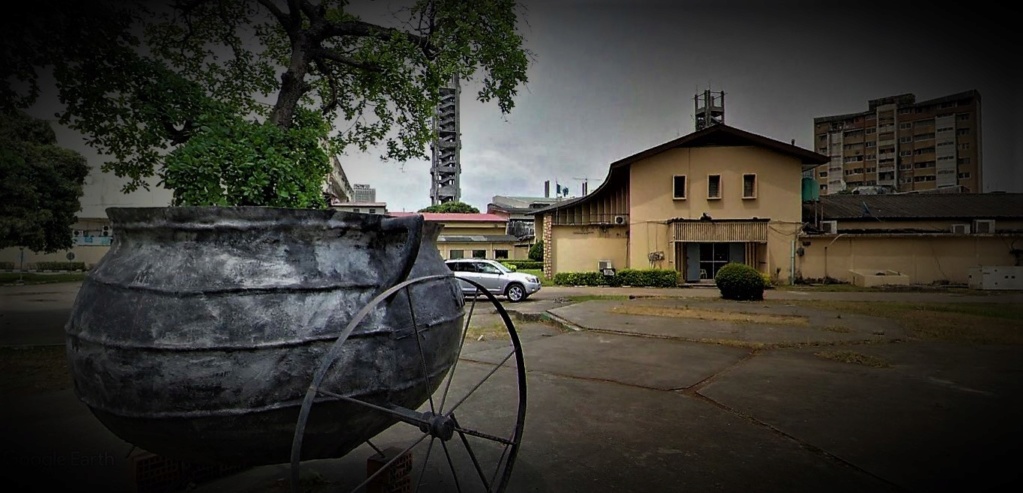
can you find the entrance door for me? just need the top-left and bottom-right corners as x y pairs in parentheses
(684, 243), (701, 282)
(696, 242), (747, 280)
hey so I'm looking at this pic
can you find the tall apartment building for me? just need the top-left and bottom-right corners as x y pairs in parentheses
(811, 90), (981, 195)
(351, 183), (376, 203)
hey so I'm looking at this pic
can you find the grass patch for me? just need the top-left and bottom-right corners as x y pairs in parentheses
(777, 283), (878, 292)
(814, 350), (892, 368)
(783, 300), (1023, 344)
(612, 305), (809, 326)
(0, 345), (72, 397)
(0, 272), (87, 285)
(567, 294), (630, 303)
(464, 312), (511, 341)
(817, 325), (852, 334)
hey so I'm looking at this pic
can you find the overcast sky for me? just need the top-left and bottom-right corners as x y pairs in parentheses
(31, 0), (1022, 214)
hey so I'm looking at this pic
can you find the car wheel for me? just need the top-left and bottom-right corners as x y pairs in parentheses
(505, 283), (526, 303)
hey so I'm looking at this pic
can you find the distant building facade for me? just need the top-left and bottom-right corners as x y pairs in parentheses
(812, 90), (981, 195)
(487, 196), (562, 240)
(330, 200), (388, 215)
(351, 184), (377, 203)
(388, 212), (525, 261)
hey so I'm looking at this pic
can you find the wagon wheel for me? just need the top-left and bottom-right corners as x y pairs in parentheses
(291, 274), (527, 493)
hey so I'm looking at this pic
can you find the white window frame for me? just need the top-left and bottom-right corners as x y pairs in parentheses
(672, 175), (687, 200)
(743, 174), (757, 199)
(707, 174), (722, 200)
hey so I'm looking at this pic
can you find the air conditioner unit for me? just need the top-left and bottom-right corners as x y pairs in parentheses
(973, 219), (995, 234)
(951, 224), (971, 234)
(598, 259), (613, 271)
(820, 220), (838, 234)
(613, 215), (627, 225)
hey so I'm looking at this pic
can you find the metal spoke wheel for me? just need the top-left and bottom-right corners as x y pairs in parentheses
(291, 274), (527, 493)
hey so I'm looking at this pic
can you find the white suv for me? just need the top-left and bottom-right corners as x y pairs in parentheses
(444, 259), (542, 302)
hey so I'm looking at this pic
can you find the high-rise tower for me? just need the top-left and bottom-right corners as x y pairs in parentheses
(430, 77), (461, 205)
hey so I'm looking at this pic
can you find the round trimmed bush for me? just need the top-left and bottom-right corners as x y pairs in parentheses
(714, 262), (766, 301)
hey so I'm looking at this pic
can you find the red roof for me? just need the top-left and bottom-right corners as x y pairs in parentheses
(388, 212), (508, 222)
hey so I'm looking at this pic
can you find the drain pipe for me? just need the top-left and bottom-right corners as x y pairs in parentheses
(824, 233), (845, 283)
(790, 240), (796, 286)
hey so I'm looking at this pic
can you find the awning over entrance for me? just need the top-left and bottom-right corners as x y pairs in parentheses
(669, 219), (769, 243)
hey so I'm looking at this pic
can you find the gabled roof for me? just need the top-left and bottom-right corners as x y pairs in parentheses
(531, 124), (828, 215)
(437, 234), (519, 243)
(388, 212), (508, 223)
(608, 123), (828, 171)
(809, 193), (1023, 221)
(490, 196), (561, 209)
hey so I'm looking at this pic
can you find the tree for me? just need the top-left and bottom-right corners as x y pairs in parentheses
(0, 110), (89, 253)
(418, 201), (479, 213)
(528, 239), (543, 262)
(3, 0), (531, 207)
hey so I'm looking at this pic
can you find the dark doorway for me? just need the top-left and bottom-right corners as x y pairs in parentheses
(681, 242), (747, 282)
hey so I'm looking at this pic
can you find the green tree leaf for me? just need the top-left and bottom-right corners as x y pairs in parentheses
(0, 110), (89, 252)
(3, 0), (532, 207)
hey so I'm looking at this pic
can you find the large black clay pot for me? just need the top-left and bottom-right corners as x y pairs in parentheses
(65, 207), (464, 466)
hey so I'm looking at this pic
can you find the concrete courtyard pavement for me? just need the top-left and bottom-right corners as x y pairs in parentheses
(2, 282), (1022, 492)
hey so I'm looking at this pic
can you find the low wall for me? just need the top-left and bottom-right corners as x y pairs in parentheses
(796, 234), (1022, 285)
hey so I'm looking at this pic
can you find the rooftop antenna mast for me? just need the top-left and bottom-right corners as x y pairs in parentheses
(694, 88), (725, 131)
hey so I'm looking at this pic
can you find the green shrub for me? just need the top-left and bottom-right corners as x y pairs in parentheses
(35, 261), (86, 271)
(0, 261), (14, 270)
(553, 271), (606, 286)
(554, 269), (680, 288)
(714, 262), (766, 301)
(528, 240), (544, 261)
(761, 273), (774, 289)
(609, 269), (679, 287)
(501, 260), (543, 270)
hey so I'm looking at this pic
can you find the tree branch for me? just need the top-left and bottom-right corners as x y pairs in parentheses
(162, 120), (194, 145)
(311, 48), (383, 72)
(296, 0), (321, 23)
(311, 59), (339, 115)
(255, 0), (293, 30)
(322, 20), (437, 59)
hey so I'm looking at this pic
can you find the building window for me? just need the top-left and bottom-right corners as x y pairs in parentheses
(707, 175), (721, 199)
(959, 143), (970, 150)
(819, 171), (827, 177)
(899, 122), (912, 129)
(957, 157), (971, 165)
(957, 113), (970, 120)
(742, 174), (757, 199)
(353, 208), (361, 213)
(672, 175), (687, 200)
(368, 208), (376, 214)
(472, 250), (487, 259)
(899, 137), (912, 143)
(449, 250), (464, 259)
(495, 249), (509, 259)
(958, 172), (971, 179)
(956, 128), (970, 135)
